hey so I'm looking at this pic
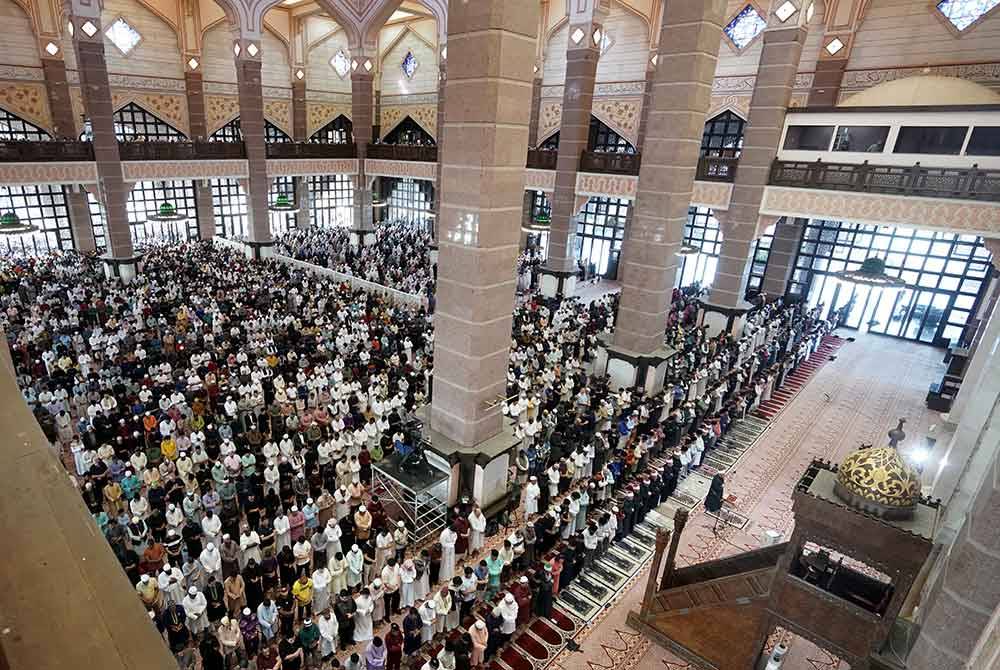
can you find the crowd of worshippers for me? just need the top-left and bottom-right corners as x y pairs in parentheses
(1, 237), (829, 670)
(276, 222), (435, 297)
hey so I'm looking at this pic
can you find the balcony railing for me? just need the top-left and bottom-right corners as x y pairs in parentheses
(526, 148), (557, 170)
(267, 142), (358, 159)
(769, 159), (1000, 202)
(579, 150), (641, 176)
(0, 140), (94, 162)
(696, 156), (739, 182)
(365, 143), (437, 162)
(117, 140), (247, 161)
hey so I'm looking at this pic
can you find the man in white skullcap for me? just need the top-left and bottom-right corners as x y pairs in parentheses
(419, 599), (437, 643)
(182, 585), (209, 634)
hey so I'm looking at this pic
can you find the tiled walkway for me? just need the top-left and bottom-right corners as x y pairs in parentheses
(545, 332), (948, 670)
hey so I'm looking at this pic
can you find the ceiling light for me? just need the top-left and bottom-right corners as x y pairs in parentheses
(247, 42), (258, 57)
(775, 1), (798, 22)
(825, 37), (844, 55)
(295, 69), (304, 79)
(188, 57), (199, 70)
(45, 42), (59, 56)
(570, 27), (585, 44)
(834, 257), (907, 288)
(233, 43), (241, 56)
(81, 21), (98, 37)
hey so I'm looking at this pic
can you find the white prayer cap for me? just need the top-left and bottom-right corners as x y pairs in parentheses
(529, 476), (537, 481)
(141, 574), (150, 583)
(373, 578), (382, 587)
(426, 601), (436, 609)
(148, 611), (156, 620)
(359, 505), (367, 513)
(475, 620), (486, 630)
(505, 594), (514, 603)
(168, 504), (176, 510)
(168, 530), (176, 537)
(307, 498), (314, 504)
(327, 518), (337, 526)
(189, 586), (198, 595)
(352, 544), (359, 551)
(519, 576), (529, 584)
(125, 470), (133, 477)
(221, 616), (230, 626)
(223, 533), (230, 540)
(243, 607), (251, 616)
(162, 564), (171, 571)
(132, 516), (140, 523)
(206, 542), (215, 550)
(397, 521), (405, 528)
(612, 507), (619, 512)
(291, 506), (299, 513)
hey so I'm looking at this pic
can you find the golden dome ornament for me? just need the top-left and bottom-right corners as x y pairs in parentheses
(834, 437), (922, 520)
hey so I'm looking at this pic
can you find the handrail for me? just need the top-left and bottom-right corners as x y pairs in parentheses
(696, 156), (739, 182)
(526, 148), (557, 170)
(769, 159), (1000, 202)
(365, 143), (437, 162)
(579, 150), (641, 176)
(118, 140), (246, 161)
(266, 142), (357, 159)
(0, 140), (94, 162)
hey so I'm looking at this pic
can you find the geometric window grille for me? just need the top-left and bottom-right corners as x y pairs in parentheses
(538, 115), (636, 154)
(386, 177), (433, 228)
(401, 51), (418, 79)
(575, 196), (629, 279)
(105, 16), (142, 56)
(383, 116), (435, 146)
(209, 117), (291, 143)
(88, 191), (107, 253)
(126, 180), (199, 244)
(701, 111), (746, 158)
(790, 219), (994, 345)
(211, 178), (248, 238)
(724, 4), (768, 50)
(113, 103), (186, 141)
(0, 184), (75, 255)
(307, 174), (354, 229)
(0, 107), (52, 141)
(746, 222), (776, 295)
(530, 190), (551, 221)
(936, 0), (1000, 31)
(310, 115), (353, 144)
(269, 176), (297, 236)
(678, 206), (723, 289)
(331, 49), (351, 78)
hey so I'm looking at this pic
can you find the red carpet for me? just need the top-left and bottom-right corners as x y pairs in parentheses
(753, 335), (845, 421)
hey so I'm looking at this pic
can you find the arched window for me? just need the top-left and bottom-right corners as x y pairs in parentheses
(310, 115), (353, 144)
(0, 108), (51, 141)
(534, 116), (636, 154)
(382, 117), (435, 145)
(209, 118), (291, 143)
(113, 103), (186, 141)
(701, 111), (745, 158)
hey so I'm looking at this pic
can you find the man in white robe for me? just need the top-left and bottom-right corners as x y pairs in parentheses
(524, 477), (540, 515)
(419, 600), (437, 643)
(498, 593), (518, 637)
(439, 525), (458, 583)
(183, 586), (209, 634)
(353, 589), (375, 643)
(200, 542), (223, 583)
(318, 608), (338, 659)
(468, 507), (486, 555)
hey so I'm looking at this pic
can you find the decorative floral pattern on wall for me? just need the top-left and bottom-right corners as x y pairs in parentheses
(592, 98), (640, 147)
(267, 158), (359, 177)
(206, 96), (241, 136)
(690, 181), (734, 211)
(380, 105), (436, 140)
(0, 161), (98, 186)
(707, 94), (751, 122)
(307, 102), (352, 137)
(264, 99), (291, 136)
(0, 82), (52, 134)
(524, 169), (555, 193)
(575, 172), (637, 200)
(112, 92), (188, 136)
(365, 158), (436, 180)
(539, 101), (562, 142)
(122, 159), (248, 182)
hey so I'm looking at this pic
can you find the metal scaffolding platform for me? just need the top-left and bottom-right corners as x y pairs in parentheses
(371, 448), (451, 545)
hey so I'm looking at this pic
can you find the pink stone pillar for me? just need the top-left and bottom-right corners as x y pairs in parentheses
(68, 14), (135, 270)
(707, 23), (808, 313)
(539, 1), (607, 298)
(430, 0), (538, 447)
(195, 180), (216, 240)
(185, 68), (207, 139)
(433, 52), (446, 239)
(292, 77), (310, 230)
(351, 66), (374, 239)
(760, 217), (804, 298)
(527, 76), (542, 148)
(611, 0), (727, 357)
(234, 38), (272, 255)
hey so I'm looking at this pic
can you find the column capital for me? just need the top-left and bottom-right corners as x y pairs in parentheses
(231, 31), (263, 64)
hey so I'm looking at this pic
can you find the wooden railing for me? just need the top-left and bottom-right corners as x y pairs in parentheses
(579, 150), (641, 175)
(696, 156), (740, 182)
(118, 140), (246, 161)
(0, 140), (94, 162)
(267, 142), (358, 159)
(365, 143), (437, 162)
(526, 148), (558, 170)
(770, 159), (1000, 202)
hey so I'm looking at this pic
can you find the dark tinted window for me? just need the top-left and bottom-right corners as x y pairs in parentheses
(783, 125), (835, 151)
(966, 127), (1000, 156)
(894, 126), (967, 155)
(832, 126), (889, 152)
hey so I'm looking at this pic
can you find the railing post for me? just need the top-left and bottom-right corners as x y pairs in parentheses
(962, 164), (978, 198)
(857, 160), (870, 192)
(907, 162), (922, 195)
(809, 159), (823, 188)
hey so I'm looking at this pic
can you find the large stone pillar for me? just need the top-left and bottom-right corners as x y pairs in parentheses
(430, 0), (538, 447)
(635, 62), (655, 151)
(760, 217), (804, 298)
(67, 8), (136, 279)
(596, 0), (727, 393)
(292, 76), (310, 229)
(351, 61), (375, 245)
(185, 64), (207, 139)
(705, 10), (808, 329)
(527, 75), (542, 147)
(66, 189), (97, 253)
(433, 48), (446, 239)
(233, 33), (272, 257)
(538, 0), (608, 299)
(194, 180), (216, 239)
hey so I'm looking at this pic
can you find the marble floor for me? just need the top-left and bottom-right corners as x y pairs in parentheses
(548, 331), (949, 670)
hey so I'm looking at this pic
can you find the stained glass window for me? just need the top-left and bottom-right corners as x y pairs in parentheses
(331, 49), (351, 78)
(401, 51), (418, 79)
(936, 0), (1000, 30)
(105, 17), (142, 56)
(724, 5), (767, 50)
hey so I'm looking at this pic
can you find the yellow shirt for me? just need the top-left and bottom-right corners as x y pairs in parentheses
(292, 578), (313, 604)
(161, 438), (177, 461)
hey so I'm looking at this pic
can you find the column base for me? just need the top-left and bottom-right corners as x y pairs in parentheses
(246, 239), (275, 260)
(594, 338), (679, 395)
(350, 229), (376, 247)
(101, 254), (141, 284)
(700, 301), (753, 337)
(538, 267), (578, 299)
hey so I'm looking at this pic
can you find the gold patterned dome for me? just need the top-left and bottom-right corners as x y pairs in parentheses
(834, 446), (921, 519)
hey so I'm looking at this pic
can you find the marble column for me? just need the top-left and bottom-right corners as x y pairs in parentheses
(68, 11), (136, 279)
(538, 0), (607, 299)
(430, 0), (538, 447)
(599, 0), (727, 392)
(292, 76), (310, 229)
(706, 20), (808, 326)
(760, 217), (804, 298)
(351, 64), (375, 244)
(234, 37), (272, 256)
